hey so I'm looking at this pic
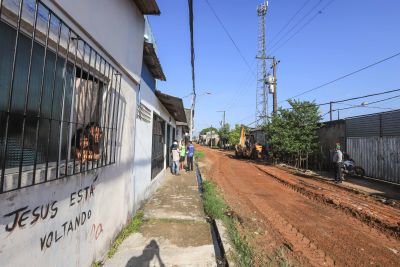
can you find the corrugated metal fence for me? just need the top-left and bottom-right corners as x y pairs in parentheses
(345, 110), (400, 184)
(347, 137), (400, 183)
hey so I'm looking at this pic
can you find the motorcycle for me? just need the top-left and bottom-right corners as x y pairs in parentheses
(341, 159), (365, 179)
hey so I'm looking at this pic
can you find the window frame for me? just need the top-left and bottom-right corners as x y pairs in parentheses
(0, 0), (122, 193)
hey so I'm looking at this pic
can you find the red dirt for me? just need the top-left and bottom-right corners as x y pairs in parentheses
(198, 147), (400, 267)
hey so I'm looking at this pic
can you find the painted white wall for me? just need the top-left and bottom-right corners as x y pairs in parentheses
(133, 78), (176, 207)
(52, 0), (145, 82)
(0, 1), (151, 266)
(0, 75), (138, 267)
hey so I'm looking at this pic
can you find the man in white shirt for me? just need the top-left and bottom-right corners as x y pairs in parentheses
(171, 141), (180, 175)
(332, 143), (343, 183)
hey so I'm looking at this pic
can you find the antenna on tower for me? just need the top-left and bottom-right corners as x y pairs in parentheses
(256, 0), (269, 126)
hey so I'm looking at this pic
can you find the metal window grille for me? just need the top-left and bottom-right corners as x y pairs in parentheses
(151, 113), (165, 179)
(0, 0), (122, 193)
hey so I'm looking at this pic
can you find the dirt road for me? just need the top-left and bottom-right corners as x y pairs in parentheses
(198, 147), (400, 267)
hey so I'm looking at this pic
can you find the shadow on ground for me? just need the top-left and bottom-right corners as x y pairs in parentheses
(125, 240), (165, 267)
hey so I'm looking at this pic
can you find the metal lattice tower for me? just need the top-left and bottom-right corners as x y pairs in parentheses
(256, 1), (268, 126)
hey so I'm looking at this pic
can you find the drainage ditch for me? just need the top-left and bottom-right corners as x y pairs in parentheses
(195, 163), (229, 267)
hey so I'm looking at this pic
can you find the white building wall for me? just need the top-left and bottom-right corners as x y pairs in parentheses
(133, 80), (176, 207)
(52, 0), (145, 82)
(0, 1), (159, 266)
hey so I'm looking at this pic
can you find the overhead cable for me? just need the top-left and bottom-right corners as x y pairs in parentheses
(281, 51), (400, 103)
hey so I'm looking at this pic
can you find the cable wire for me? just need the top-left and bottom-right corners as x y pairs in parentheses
(281, 51), (400, 103)
(204, 0), (255, 76)
(268, 0), (313, 45)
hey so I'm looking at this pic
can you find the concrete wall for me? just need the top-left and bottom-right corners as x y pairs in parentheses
(317, 120), (346, 170)
(0, 1), (154, 266)
(52, 0), (145, 82)
(133, 76), (176, 207)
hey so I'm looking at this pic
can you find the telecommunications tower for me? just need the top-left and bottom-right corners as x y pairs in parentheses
(256, 0), (268, 125)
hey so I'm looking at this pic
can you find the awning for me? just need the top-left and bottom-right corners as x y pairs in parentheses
(155, 91), (187, 123)
(143, 41), (166, 81)
(133, 0), (161, 15)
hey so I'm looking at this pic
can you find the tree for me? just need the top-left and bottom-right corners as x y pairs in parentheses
(200, 127), (218, 135)
(218, 123), (230, 147)
(267, 100), (321, 168)
(228, 124), (250, 145)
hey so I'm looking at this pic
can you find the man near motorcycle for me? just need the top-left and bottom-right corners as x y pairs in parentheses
(332, 143), (343, 183)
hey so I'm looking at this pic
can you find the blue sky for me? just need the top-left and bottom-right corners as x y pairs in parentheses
(149, 0), (400, 133)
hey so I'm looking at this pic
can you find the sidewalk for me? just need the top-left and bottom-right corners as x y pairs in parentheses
(104, 169), (216, 267)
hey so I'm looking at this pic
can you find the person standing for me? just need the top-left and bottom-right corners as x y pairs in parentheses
(171, 141), (180, 175)
(179, 140), (186, 171)
(332, 143), (343, 183)
(186, 141), (195, 171)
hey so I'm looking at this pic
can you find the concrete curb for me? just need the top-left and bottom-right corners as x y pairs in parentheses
(215, 219), (235, 267)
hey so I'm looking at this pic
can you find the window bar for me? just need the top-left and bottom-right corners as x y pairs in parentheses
(44, 18), (63, 182)
(96, 58), (105, 168)
(95, 56), (106, 168)
(113, 73), (122, 163)
(109, 72), (119, 164)
(100, 62), (111, 167)
(105, 67), (115, 165)
(65, 35), (80, 176)
(79, 46), (92, 172)
(17, 0), (40, 184)
(56, 28), (72, 179)
(32, 9), (52, 185)
(0, 0), (25, 193)
(98, 58), (108, 167)
(72, 39), (85, 174)
(87, 51), (98, 170)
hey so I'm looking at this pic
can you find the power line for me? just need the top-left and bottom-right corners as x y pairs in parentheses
(317, 88), (400, 106)
(268, 0), (313, 45)
(281, 51), (400, 103)
(269, 0), (336, 55)
(204, 0), (255, 76)
(268, 0), (323, 51)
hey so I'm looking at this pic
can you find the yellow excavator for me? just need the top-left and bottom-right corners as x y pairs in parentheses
(234, 126), (264, 159)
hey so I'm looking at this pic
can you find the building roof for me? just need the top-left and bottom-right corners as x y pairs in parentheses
(155, 91), (187, 123)
(133, 0), (161, 15)
(143, 41), (166, 81)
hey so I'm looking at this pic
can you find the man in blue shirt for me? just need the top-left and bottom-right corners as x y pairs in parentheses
(186, 141), (195, 171)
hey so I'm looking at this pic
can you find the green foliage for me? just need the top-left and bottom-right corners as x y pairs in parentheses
(200, 127), (218, 135)
(267, 100), (321, 160)
(202, 180), (253, 266)
(228, 124), (242, 145)
(218, 123), (230, 144)
(107, 210), (144, 258)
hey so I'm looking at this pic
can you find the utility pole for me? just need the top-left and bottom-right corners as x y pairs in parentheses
(217, 110), (226, 126)
(267, 57), (279, 115)
(329, 102), (333, 121)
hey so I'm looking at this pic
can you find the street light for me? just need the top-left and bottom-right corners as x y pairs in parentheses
(183, 91), (212, 141)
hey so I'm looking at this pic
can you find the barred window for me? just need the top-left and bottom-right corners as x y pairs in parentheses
(151, 113), (165, 179)
(0, 0), (121, 193)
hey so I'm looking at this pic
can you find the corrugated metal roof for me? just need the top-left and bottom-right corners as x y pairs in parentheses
(143, 41), (166, 81)
(133, 0), (160, 15)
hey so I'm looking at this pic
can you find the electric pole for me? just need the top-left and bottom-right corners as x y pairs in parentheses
(267, 57), (279, 115)
(217, 110), (226, 126)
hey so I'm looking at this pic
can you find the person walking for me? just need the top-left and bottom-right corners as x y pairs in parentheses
(171, 141), (180, 175)
(179, 140), (186, 171)
(186, 141), (195, 172)
(332, 143), (343, 183)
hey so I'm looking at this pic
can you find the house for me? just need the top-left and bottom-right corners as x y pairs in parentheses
(0, 0), (185, 266)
